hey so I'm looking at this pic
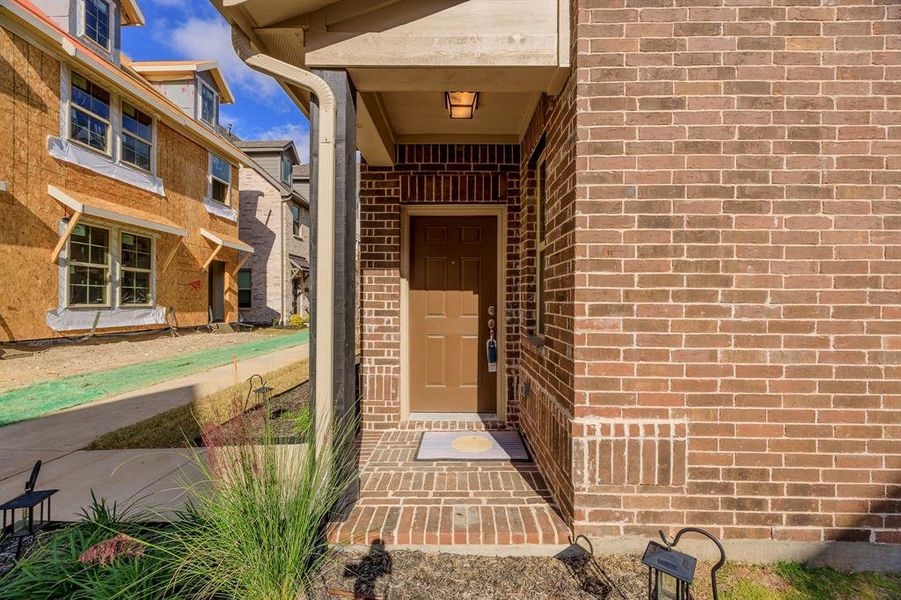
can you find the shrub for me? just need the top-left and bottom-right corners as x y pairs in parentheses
(148, 403), (357, 599)
(288, 313), (307, 328)
(0, 495), (170, 600)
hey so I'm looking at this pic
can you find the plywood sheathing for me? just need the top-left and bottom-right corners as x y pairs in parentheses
(0, 27), (241, 341)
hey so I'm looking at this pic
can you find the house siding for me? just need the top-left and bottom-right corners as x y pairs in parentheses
(569, 0), (900, 545)
(0, 26), (241, 341)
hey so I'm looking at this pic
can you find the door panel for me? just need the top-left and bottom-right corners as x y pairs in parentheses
(410, 215), (498, 413)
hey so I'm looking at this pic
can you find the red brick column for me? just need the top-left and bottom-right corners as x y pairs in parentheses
(571, 0), (901, 545)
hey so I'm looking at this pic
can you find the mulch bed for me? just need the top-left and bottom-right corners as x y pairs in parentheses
(214, 381), (310, 443)
(312, 546), (653, 600)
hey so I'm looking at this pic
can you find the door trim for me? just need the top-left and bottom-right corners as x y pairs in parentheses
(400, 204), (507, 423)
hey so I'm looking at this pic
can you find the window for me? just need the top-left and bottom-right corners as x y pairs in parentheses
(200, 83), (218, 126)
(281, 153), (293, 185)
(68, 223), (110, 306)
(70, 73), (110, 153)
(121, 102), (153, 171)
(535, 156), (547, 337)
(238, 270), (252, 309)
(119, 232), (153, 306)
(290, 204), (302, 238)
(209, 154), (231, 204)
(83, 0), (111, 50)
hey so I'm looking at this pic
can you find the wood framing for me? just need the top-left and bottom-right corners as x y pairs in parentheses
(49, 212), (81, 264)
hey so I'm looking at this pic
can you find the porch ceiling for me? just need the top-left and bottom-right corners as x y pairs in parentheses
(216, 0), (570, 164)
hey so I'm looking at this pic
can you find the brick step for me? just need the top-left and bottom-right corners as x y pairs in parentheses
(328, 504), (569, 547)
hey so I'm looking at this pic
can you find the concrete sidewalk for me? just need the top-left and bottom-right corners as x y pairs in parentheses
(0, 449), (206, 522)
(0, 342), (308, 483)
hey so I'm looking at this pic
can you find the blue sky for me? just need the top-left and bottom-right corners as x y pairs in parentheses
(121, 0), (311, 162)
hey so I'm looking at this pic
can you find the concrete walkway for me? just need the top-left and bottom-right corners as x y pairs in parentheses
(0, 449), (206, 522)
(0, 342), (308, 516)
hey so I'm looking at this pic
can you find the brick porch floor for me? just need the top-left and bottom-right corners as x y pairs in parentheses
(328, 428), (571, 549)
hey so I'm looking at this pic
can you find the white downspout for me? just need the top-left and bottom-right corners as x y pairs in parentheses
(232, 27), (336, 458)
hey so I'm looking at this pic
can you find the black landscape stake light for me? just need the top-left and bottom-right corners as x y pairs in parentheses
(246, 373), (273, 411)
(1, 461), (58, 558)
(641, 527), (726, 600)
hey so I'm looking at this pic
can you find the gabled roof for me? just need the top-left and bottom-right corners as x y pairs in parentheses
(130, 60), (235, 104)
(120, 0), (144, 27)
(3, 0), (248, 167)
(292, 164), (310, 179)
(236, 140), (300, 165)
(241, 156), (308, 207)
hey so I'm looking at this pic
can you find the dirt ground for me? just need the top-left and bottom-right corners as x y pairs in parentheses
(0, 328), (295, 391)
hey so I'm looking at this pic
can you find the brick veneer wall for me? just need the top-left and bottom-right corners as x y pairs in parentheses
(571, 0), (900, 544)
(518, 83), (580, 522)
(359, 144), (520, 430)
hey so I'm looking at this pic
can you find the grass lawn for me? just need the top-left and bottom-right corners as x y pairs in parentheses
(87, 359), (309, 450)
(0, 329), (309, 426)
(718, 562), (901, 600)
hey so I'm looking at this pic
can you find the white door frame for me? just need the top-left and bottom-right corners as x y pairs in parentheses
(399, 204), (508, 422)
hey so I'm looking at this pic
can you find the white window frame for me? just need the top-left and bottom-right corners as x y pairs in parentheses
(535, 153), (547, 338)
(63, 67), (159, 177)
(80, 0), (114, 53)
(118, 230), (155, 307)
(198, 80), (219, 128)
(119, 100), (154, 173)
(208, 153), (232, 206)
(68, 71), (112, 156)
(290, 203), (302, 239)
(281, 153), (293, 185)
(66, 222), (112, 308)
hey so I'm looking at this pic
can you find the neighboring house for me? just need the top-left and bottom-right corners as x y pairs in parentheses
(219, 1), (900, 564)
(234, 139), (310, 325)
(0, 0), (252, 342)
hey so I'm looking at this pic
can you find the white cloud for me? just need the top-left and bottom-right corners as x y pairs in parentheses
(164, 17), (282, 101)
(254, 123), (311, 163)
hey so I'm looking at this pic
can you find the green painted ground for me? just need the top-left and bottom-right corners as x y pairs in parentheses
(0, 330), (309, 426)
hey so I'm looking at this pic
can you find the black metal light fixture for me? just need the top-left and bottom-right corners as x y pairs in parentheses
(246, 373), (273, 411)
(641, 527), (726, 600)
(445, 91), (479, 119)
(0, 461), (58, 558)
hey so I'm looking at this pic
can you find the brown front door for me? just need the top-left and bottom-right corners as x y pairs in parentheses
(410, 215), (498, 413)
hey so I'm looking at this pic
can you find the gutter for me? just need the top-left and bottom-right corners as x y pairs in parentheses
(231, 27), (336, 459)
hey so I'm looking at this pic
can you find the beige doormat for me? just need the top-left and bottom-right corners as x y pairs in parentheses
(415, 431), (530, 461)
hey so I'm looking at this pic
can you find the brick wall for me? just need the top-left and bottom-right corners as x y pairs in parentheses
(238, 166), (288, 324)
(359, 144), (520, 430)
(571, 0), (900, 544)
(518, 83), (580, 522)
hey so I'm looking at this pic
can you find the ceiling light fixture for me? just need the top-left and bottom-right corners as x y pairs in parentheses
(445, 91), (479, 119)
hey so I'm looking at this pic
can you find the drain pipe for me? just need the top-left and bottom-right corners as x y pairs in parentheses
(232, 27), (335, 458)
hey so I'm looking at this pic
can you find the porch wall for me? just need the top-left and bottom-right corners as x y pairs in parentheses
(570, 0), (901, 547)
(518, 86), (579, 523)
(358, 144), (520, 430)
